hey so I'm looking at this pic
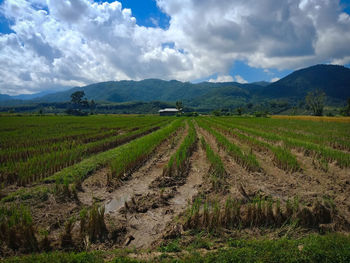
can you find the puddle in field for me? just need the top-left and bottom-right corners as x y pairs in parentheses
(105, 194), (132, 213)
(104, 177), (154, 214)
(171, 168), (203, 206)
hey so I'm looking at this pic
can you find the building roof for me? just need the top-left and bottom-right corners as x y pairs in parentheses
(158, 108), (179, 112)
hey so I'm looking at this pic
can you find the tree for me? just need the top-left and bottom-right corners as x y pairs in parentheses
(305, 89), (326, 116)
(236, 107), (243, 116)
(90, 99), (96, 114)
(212, 110), (222, 116)
(175, 101), (183, 111)
(340, 97), (350, 116)
(67, 91), (95, 116)
(246, 103), (253, 109)
(70, 91), (85, 107)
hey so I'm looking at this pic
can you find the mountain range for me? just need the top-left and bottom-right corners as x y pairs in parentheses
(0, 64), (349, 113)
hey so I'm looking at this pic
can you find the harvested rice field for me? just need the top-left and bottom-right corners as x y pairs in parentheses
(1, 114), (350, 262)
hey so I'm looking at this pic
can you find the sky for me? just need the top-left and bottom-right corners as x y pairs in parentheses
(0, 0), (350, 95)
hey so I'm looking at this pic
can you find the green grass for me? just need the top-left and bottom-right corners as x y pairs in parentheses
(2, 234), (350, 263)
(2, 251), (104, 263)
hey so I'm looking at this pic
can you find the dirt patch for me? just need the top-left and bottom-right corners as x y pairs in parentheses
(120, 188), (176, 214)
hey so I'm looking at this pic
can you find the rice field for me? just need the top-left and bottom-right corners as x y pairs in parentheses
(1, 114), (350, 262)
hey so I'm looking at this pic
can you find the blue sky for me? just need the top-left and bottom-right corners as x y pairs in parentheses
(0, 0), (350, 94)
(103, 0), (170, 28)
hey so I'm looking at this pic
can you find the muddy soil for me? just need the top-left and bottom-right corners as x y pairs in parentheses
(118, 139), (208, 249)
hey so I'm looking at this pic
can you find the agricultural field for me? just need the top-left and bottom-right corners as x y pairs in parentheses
(1, 114), (350, 262)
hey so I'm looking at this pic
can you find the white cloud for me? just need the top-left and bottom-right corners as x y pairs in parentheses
(0, 0), (349, 94)
(271, 77), (280, 82)
(158, 0), (350, 73)
(208, 74), (247, 83)
(208, 75), (234, 83)
(0, 0), (191, 94)
(234, 75), (248, 84)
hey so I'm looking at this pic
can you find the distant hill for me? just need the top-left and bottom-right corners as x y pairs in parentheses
(251, 81), (270, 87)
(12, 90), (58, 100)
(0, 94), (13, 101)
(34, 79), (266, 106)
(0, 64), (349, 112)
(259, 64), (350, 99)
(33, 79), (214, 103)
(187, 85), (251, 110)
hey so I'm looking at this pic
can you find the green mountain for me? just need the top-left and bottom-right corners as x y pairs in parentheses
(187, 85), (251, 110)
(259, 64), (350, 99)
(1, 64), (349, 113)
(34, 79), (216, 103)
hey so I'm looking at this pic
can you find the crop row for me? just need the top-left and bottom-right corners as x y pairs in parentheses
(185, 195), (334, 231)
(196, 119), (261, 172)
(2, 119), (184, 203)
(109, 119), (185, 179)
(211, 117), (350, 168)
(160, 120), (198, 184)
(200, 137), (227, 192)
(0, 120), (168, 165)
(42, 119), (184, 188)
(0, 123), (165, 186)
(218, 117), (350, 151)
(205, 119), (300, 172)
(0, 115), (169, 149)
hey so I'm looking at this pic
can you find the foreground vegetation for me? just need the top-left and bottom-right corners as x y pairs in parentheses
(3, 234), (350, 262)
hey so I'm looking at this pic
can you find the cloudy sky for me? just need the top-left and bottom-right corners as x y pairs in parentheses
(0, 0), (350, 95)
